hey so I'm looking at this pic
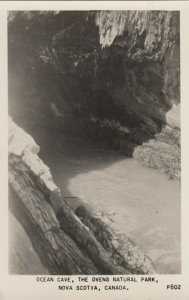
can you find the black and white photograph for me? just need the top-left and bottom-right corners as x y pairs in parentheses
(1, 0), (189, 298)
(7, 9), (181, 277)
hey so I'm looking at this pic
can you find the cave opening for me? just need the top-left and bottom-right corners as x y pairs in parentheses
(8, 11), (181, 275)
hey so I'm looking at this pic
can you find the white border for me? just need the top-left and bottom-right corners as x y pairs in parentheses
(0, 1), (189, 299)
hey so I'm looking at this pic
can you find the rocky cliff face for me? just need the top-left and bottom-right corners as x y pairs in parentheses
(96, 11), (180, 124)
(9, 11), (180, 127)
(52, 10), (180, 130)
(8, 11), (180, 172)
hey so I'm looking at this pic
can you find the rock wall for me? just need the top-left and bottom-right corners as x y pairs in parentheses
(52, 11), (180, 130)
(8, 11), (180, 174)
(9, 11), (180, 130)
(96, 11), (180, 123)
(9, 117), (155, 274)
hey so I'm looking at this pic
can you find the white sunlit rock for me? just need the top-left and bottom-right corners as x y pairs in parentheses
(166, 103), (180, 129)
(9, 116), (39, 156)
(9, 117), (57, 193)
(96, 11), (126, 48)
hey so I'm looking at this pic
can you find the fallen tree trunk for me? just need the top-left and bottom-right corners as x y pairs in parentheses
(8, 117), (156, 274)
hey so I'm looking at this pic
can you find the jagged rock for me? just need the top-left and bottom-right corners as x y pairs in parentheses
(9, 118), (156, 274)
(75, 206), (155, 274)
(8, 11), (180, 171)
(52, 11), (180, 130)
(9, 11), (180, 132)
(133, 126), (181, 179)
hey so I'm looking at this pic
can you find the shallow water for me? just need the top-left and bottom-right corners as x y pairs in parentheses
(10, 125), (181, 274)
(68, 158), (181, 274)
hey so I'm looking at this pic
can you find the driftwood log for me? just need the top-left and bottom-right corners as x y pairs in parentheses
(8, 117), (155, 274)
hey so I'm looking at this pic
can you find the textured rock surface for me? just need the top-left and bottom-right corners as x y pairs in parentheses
(9, 118), (155, 274)
(96, 11), (180, 122)
(9, 118), (99, 274)
(133, 125), (180, 179)
(8, 10), (180, 175)
(9, 11), (180, 132)
(75, 205), (155, 274)
(54, 11), (180, 128)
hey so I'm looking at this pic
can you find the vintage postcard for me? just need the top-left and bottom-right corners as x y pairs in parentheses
(0, 1), (189, 299)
